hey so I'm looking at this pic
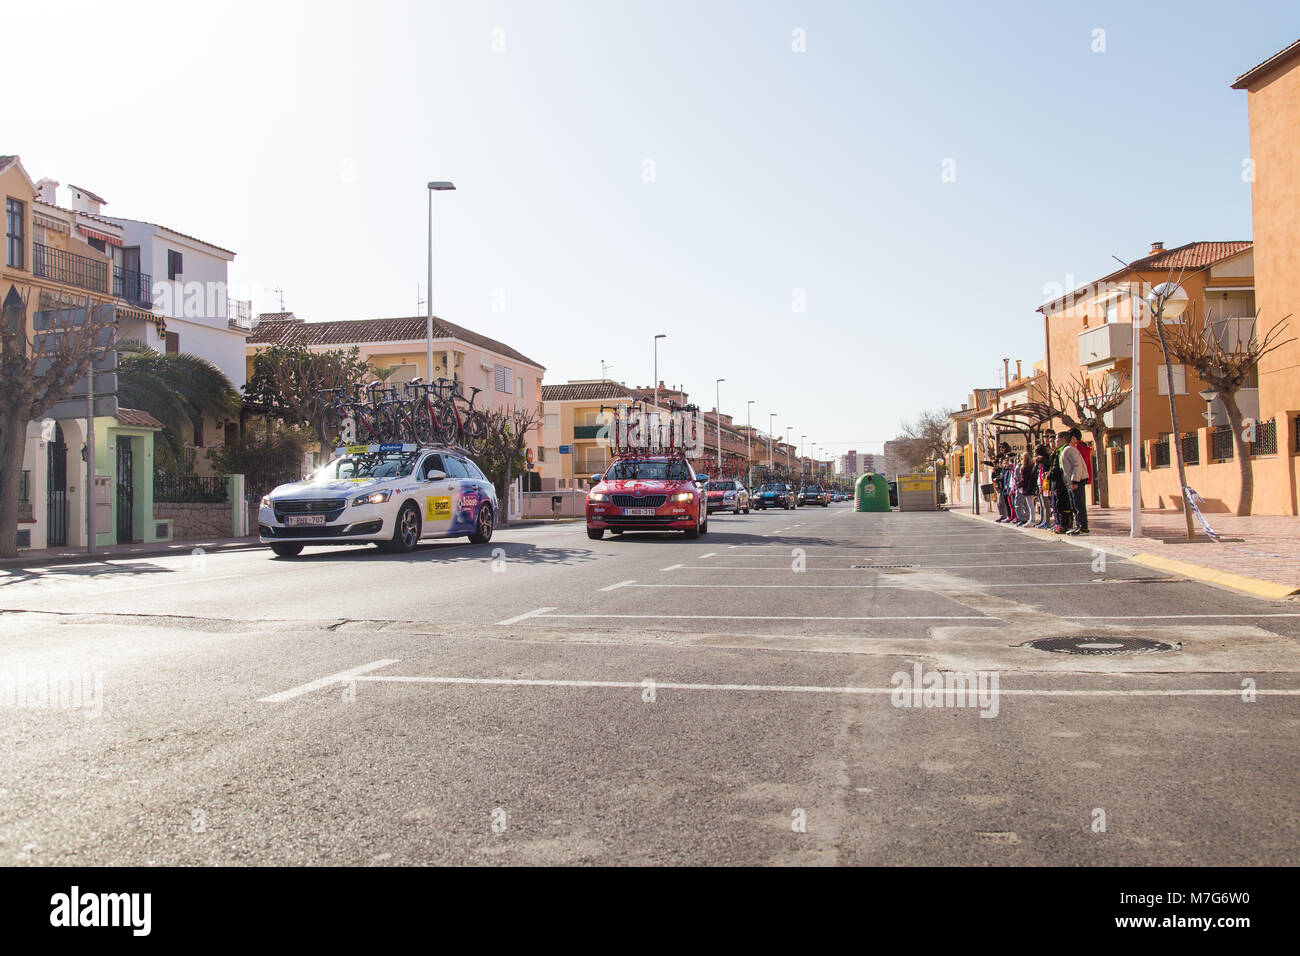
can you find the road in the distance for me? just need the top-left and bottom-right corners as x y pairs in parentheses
(1, 504), (1298, 865)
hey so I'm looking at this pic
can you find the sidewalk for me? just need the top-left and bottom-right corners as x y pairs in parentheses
(0, 536), (263, 571)
(947, 501), (1300, 599)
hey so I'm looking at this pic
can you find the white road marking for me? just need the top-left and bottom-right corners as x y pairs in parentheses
(521, 612), (989, 621)
(348, 675), (1300, 698)
(598, 580), (637, 592)
(625, 581), (1167, 590)
(1064, 613), (1300, 620)
(660, 562), (1095, 570)
(259, 659), (399, 703)
(496, 606), (559, 625)
(698, 553), (717, 559)
(661, 563), (683, 571)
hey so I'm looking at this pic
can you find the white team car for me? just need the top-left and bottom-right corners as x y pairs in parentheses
(258, 444), (498, 557)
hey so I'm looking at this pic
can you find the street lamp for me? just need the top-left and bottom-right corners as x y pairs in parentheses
(1128, 281), (1188, 537)
(715, 378), (725, 473)
(1199, 387), (1219, 427)
(426, 181), (456, 385)
(653, 334), (666, 448)
(746, 400), (755, 489)
(786, 427), (793, 468)
(768, 413), (777, 467)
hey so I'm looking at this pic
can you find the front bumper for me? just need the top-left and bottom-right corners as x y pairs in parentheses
(258, 503), (386, 543)
(587, 504), (697, 530)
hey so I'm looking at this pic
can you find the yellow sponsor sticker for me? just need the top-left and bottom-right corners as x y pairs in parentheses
(345, 444), (370, 454)
(425, 496), (451, 521)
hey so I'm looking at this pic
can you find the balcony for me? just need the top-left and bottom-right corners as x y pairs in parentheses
(573, 425), (604, 440)
(228, 298), (255, 330)
(1102, 396), (1133, 429)
(32, 242), (108, 294)
(1077, 322), (1132, 366)
(1208, 315), (1256, 353)
(113, 267), (153, 308)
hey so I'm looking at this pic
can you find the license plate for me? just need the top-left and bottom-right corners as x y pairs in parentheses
(621, 508), (657, 516)
(286, 514), (326, 526)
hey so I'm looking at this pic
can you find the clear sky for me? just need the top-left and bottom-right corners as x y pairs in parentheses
(8, 1), (1298, 456)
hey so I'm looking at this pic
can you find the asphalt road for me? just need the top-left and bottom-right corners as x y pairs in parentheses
(2, 503), (1298, 865)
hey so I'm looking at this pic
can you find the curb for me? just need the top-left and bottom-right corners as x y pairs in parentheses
(948, 508), (1299, 601)
(0, 539), (265, 571)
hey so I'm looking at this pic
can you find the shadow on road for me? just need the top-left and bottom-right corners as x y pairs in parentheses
(0, 561), (174, 588)
(270, 541), (600, 567)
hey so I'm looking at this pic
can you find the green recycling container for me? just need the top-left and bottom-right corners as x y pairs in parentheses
(855, 473), (890, 512)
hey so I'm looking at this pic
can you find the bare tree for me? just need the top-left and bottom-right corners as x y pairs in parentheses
(1148, 304), (1293, 516)
(1049, 369), (1131, 509)
(898, 409), (956, 476)
(1, 286), (115, 558)
(478, 404), (542, 526)
(244, 341), (370, 455)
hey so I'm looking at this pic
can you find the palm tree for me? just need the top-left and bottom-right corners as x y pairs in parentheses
(115, 341), (241, 468)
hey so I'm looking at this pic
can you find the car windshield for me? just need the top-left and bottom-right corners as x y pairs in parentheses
(707, 481), (733, 491)
(760, 483), (783, 493)
(314, 452), (419, 481)
(606, 460), (691, 481)
(805, 486), (822, 493)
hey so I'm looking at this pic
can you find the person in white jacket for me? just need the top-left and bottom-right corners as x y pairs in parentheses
(1057, 431), (1089, 535)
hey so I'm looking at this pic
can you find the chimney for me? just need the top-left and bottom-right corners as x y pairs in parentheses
(1003, 358), (1010, 386)
(1150, 241), (1164, 255)
(35, 178), (59, 204)
(961, 402), (968, 410)
(1015, 359), (1022, 381)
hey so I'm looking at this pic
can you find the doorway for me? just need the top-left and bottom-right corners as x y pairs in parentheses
(46, 424), (68, 547)
(116, 436), (134, 543)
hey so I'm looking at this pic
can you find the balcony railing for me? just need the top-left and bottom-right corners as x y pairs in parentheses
(1153, 435), (1171, 468)
(113, 267), (153, 308)
(1180, 433), (1199, 466)
(1211, 425), (1235, 461)
(228, 298), (254, 329)
(32, 242), (108, 293)
(1077, 322), (1132, 366)
(1251, 417), (1278, 457)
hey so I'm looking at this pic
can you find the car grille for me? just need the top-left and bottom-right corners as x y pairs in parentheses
(273, 498), (347, 523)
(260, 520), (381, 538)
(604, 514), (681, 525)
(610, 494), (667, 508)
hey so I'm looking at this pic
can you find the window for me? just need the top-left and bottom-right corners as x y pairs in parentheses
(387, 364), (418, 387)
(420, 454), (446, 479)
(494, 364), (512, 393)
(442, 456), (470, 479)
(463, 458), (487, 481)
(167, 249), (183, 280)
(1156, 364), (1186, 395)
(165, 331), (179, 354)
(194, 417), (205, 448)
(1104, 299), (1119, 324)
(5, 198), (24, 269)
(516, 376), (524, 398)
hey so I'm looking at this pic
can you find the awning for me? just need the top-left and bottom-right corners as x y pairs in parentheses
(77, 225), (122, 246)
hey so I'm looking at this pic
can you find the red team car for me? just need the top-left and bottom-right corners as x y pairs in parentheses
(586, 455), (709, 540)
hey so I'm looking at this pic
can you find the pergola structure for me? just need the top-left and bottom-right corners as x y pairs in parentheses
(983, 402), (1059, 455)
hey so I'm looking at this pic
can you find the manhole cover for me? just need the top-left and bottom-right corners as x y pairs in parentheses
(1027, 636), (1176, 655)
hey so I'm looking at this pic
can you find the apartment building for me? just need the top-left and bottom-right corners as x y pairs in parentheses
(538, 380), (638, 487)
(1233, 39), (1300, 514)
(2, 156), (168, 550)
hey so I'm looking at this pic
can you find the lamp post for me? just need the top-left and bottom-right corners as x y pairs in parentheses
(746, 400), (755, 489)
(652, 334), (666, 448)
(715, 378), (725, 474)
(426, 181), (456, 384)
(1129, 281), (1188, 537)
(1199, 387), (1218, 427)
(768, 413), (777, 467)
(786, 427), (792, 469)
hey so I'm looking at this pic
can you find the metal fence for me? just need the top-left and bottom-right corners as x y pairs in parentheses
(1211, 426), (1235, 461)
(1153, 436), (1171, 468)
(33, 242), (108, 293)
(1251, 417), (1278, 457)
(1111, 445), (1125, 473)
(154, 473), (228, 503)
(1180, 433), (1199, 466)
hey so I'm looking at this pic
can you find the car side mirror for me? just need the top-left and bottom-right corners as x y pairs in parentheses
(425, 470), (446, 481)
(695, 475), (709, 484)
(589, 474), (602, 485)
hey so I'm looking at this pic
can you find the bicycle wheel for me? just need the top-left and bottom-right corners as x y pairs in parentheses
(460, 409), (488, 456)
(410, 400), (434, 445)
(322, 406), (345, 450)
(433, 399), (459, 447)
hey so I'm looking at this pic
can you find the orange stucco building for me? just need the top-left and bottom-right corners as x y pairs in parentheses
(1234, 39), (1300, 514)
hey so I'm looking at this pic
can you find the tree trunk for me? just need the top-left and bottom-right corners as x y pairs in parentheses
(1221, 394), (1254, 516)
(501, 458), (512, 527)
(0, 409), (31, 559)
(1152, 322), (1196, 540)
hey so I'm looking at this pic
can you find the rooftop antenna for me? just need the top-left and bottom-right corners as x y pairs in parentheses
(601, 359), (613, 380)
(417, 283), (425, 315)
(274, 287), (286, 313)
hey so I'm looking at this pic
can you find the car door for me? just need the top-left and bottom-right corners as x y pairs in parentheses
(417, 453), (457, 537)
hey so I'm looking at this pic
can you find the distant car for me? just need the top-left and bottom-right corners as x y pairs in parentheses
(754, 482), (796, 510)
(800, 485), (830, 507)
(887, 481), (898, 507)
(706, 479), (750, 514)
(259, 445), (497, 556)
(586, 455), (708, 539)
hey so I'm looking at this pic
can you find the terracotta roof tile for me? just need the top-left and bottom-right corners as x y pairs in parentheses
(249, 315), (545, 370)
(540, 381), (635, 402)
(1232, 38), (1300, 89)
(1038, 241), (1252, 312)
(115, 408), (163, 429)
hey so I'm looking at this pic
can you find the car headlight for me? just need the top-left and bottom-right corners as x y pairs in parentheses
(589, 492), (608, 502)
(260, 496), (271, 508)
(352, 490), (391, 506)
(672, 492), (693, 502)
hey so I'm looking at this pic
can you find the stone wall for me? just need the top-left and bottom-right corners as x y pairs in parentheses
(154, 502), (232, 542)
